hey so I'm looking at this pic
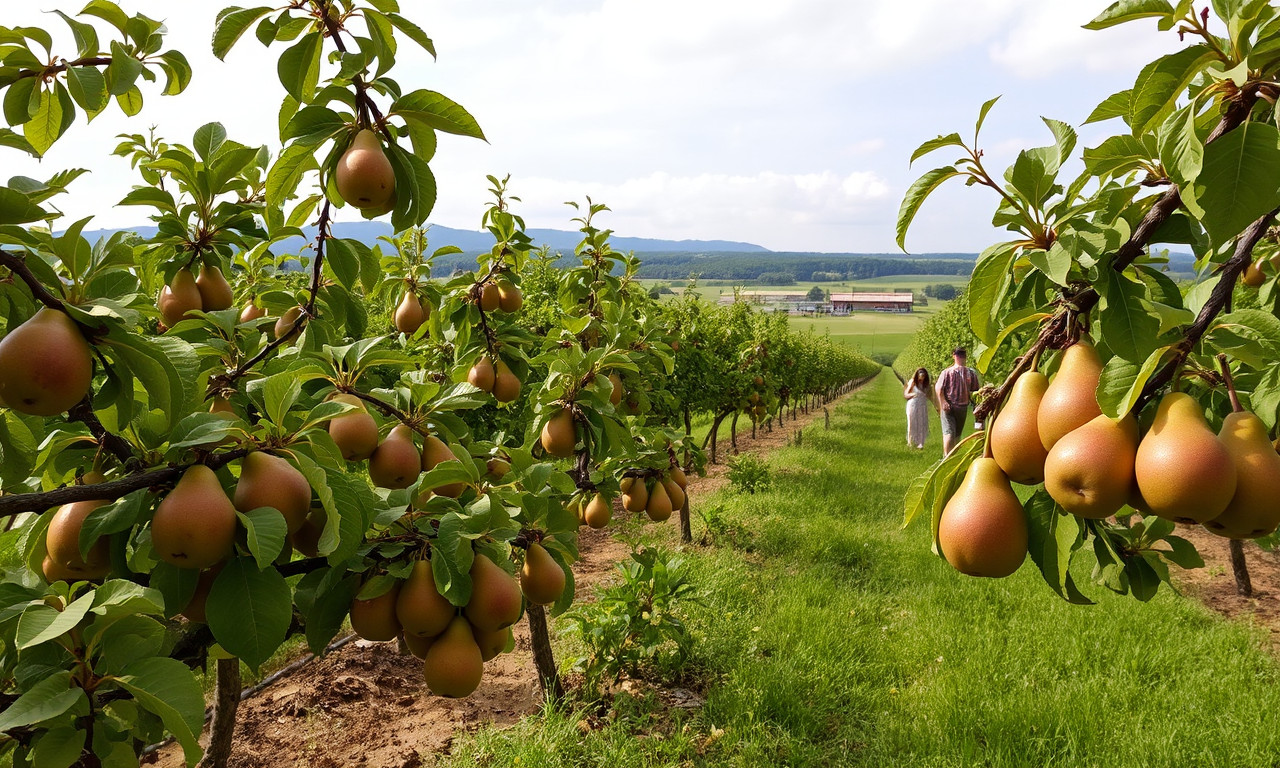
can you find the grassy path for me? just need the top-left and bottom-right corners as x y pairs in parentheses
(449, 370), (1280, 767)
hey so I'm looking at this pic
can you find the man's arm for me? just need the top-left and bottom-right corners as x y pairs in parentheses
(935, 370), (950, 410)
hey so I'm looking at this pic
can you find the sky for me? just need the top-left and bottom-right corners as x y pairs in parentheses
(5, 1), (1186, 253)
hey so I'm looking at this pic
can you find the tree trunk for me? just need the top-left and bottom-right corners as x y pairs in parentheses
(705, 411), (728, 463)
(1229, 539), (1253, 597)
(679, 493), (692, 544)
(751, 419), (757, 439)
(526, 604), (564, 700)
(197, 657), (241, 768)
(730, 412), (739, 453)
(824, 407), (830, 430)
(682, 407), (692, 469)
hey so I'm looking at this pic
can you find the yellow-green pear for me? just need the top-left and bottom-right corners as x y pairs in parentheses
(990, 371), (1050, 485)
(234, 452), (312, 534)
(181, 563), (224, 624)
(1044, 414), (1139, 519)
(151, 465), (237, 570)
(421, 434), (466, 498)
(519, 542), (565, 606)
(274, 306), (304, 342)
(663, 477), (686, 510)
(608, 374), (624, 406)
(646, 481), (673, 522)
(937, 458), (1028, 578)
(160, 268), (202, 328)
(369, 424), (421, 490)
(540, 408), (577, 458)
(394, 291), (426, 335)
(1038, 341), (1103, 451)
(289, 505), (327, 558)
(239, 301), (267, 324)
(620, 477), (647, 513)
(583, 494), (612, 529)
(396, 560), (455, 638)
(467, 357), (495, 392)
(472, 624), (512, 662)
(350, 583), (402, 641)
(335, 129), (395, 210)
(196, 265), (234, 311)
(0, 308), (94, 416)
(328, 393), (379, 462)
(46, 482), (111, 582)
(423, 616), (484, 698)
(1135, 392), (1236, 524)
(463, 554), (522, 632)
(478, 282), (500, 312)
(492, 360), (521, 403)
(403, 630), (434, 660)
(496, 280), (522, 312)
(1203, 411), (1280, 539)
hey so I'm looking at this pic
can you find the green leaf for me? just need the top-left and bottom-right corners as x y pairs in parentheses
(104, 40), (143, 97)
(974, 95), (1001, 140)
(79, 1), (129, 34)
(1024, 491), (1093, 604)
(206, 557), (291, 668)
(100, 333), (185, 430)
(3, 77), (39, 126)
(193, 122), (227, 162)
(53, 10), (100, 58)
(1085, 0), (1175, 29)
(1128, 45), (1216, 136)
(1194, 121), (1280, 245)
(116, 657), (205, 764)
(24, 87), (65, 157)
(18, 593), (94, 649)
(1085, 88), (1134, 126)
(1097, 267), (1161, 362)
(266, 143), (318, 212)
(282, 106), (345, 145)
(66, 65), (107, 118)
(895, 166), (960, 251)
(79, 491), (145, 561)
(967, 243), (1017, 346)
(236, 507), (289, 570)
(33, 725), (84, 768)
(910, 133), (964, 166)
(387, 12), (436, 57)
(277, 31), (323, 104)
(391, 89), (486, 140)
(1083, 134), (1154, 178)
(114, 84), (142, 117)
(1157, 104), (1204, 188)
(212, 6), (274, 60)
(297, 569), (358, 654)
(0, 671), (85, 731)
(0, 185), (46, 224)
(1097, 346), (1169, 420)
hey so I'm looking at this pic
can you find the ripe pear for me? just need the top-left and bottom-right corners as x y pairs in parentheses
(239, 301), (267, 324)
(422, 434), (466, 498)
(328, 394), (379, 461)
(496, 280), (522, 312)
(46, 494), (111, 581)
(290, 505), (327, 558)
(583, 494), (612, 529)
(990, 371), (1050, 485)
(369, 424), (421, 489)
(1242, 259), (1266, 288)
(335, 129), (395, 210)
(472, 624), (512, 662)
(1044, 414), (1139, 519)
(663, 477), (686, 510)
(492, 360), (521, 403)
(0, 308), (94, 416)
(646, 481), (673, 522)
(478, 282), (500, 312)
(160, 268), (202, 328)
(520, 542), (566, 606)
(1038, 341), (1103, 451)
(394, 292), (426, 335)
(403, 630), (434, 660)
(463, 554), (522, 632)
(608, 374), (624, 406)
(274, 306), (304, 342)
(396, 560), (455, 638)
(196, 265), (234, 311)
(350, 583), (402, 641)
(620, 478), (648, 513)
(423, 616), (484, 698)
(670, 466), (688, 489)
(467, 357), (495, 392)
(486, 456), (511, 481)
(151, 465), (237, 570)
(1135, 392), (1237, 524)
(540, 408), (577, 458)
(234, 452), (312, 534)
(42, 556), (80, 583)
(181, 564), (224, 624)
(1202, 411), (1280, 539)
(937, 458), (1028, 578)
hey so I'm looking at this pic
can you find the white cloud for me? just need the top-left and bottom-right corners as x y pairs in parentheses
(987, 1), (1181, 78)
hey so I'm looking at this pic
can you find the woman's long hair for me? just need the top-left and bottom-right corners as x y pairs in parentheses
(913, 368), (930, 388)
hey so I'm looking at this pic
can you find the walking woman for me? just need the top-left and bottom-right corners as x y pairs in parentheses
(904, 368), (937, 449)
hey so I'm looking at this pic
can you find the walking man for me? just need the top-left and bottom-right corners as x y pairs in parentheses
(935, 346), (980, 457)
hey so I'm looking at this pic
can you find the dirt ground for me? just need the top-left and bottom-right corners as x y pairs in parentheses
(151, 389), (863, 768)
(1171, 525), (1280, 651)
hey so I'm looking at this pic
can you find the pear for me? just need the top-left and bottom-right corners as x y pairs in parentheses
(1038, 341), (1103, 451)
(328, 394), (379, 461)
(403, 631), (434, 660)
(46, 487), (112, 581)
(335, 129), (395, 210)
(467, 357), (495, 392)
(234, 452), (312, 534)
(663, 477), (686, 510)
(1044, 414), (1139, 519)
(472, 625), (512, 662)
(463, 554), (522, 632)
(990, 371), (1050, 485)
(396, 560), (455, 638)
(1242, 258), (1266, 288)
(620, 478), (648, 513)
(1203, 411), (1280, 539)
(151, 465), (237, 570)
(486, 456), (511, 481)
(423, 616), (484, 698)
(520, 542), (566, 606)
(394, 292), (426, 335)
(670, 467), (688, 489)
(181, 564), (224, 624)
(496, 279), (522, 312)
(478, 282), (501, 312)
(540, 407), (577, 458)
(369, 424), (421, 490)
(290, 505), (328, 558)
(583, 494), (612, 529)
(160, 268), (202, 328)
(196, 265), (234, 311)
(492, 360), (521, 403)
(1135, 392), (1237, 524)
(42, 556), (80, 583)
(937, 458), (1028, 577)
(646, 481), (673, 522)
(274, 306), (304, 342)
(239, 301), (267, 324)
(608, 374), (624, 406)
(0, 308), (94, 416)
(350, 582), (402, 641)
(422, 435), (466, 498)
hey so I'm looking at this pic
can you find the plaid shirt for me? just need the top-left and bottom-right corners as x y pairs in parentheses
(938, 365), (979, 407)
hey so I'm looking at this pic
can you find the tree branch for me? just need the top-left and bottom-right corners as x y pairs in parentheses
(67, 395), (139, 469)
(0, 250), (69, 311)
(12, 56), (112, 82)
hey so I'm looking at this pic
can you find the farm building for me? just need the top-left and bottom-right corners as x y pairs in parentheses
(830, 292), (914, 314)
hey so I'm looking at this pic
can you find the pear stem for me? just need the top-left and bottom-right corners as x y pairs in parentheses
(1217, 354), (1244, 413)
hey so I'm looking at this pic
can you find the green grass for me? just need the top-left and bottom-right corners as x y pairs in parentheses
(444, 371), (1280, 768)
(645, 276), (969, 303)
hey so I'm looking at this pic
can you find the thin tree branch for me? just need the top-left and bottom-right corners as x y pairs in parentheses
(66, 395), (139, 469)
(12, 56), (112, 82)
(0, 250), (69, 311)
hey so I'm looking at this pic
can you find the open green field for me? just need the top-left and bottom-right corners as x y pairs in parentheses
(446, 371), (1280, 767)
(643, 275), (969, 304)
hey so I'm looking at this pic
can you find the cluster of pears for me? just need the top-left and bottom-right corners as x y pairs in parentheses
(746, 374), (768, 419)
(394, 288), (428, 335)
(42, 472), (113, 582)
(467, 354), (522, 403)
(0, 307), (94, 416)
(326, 394), (471, 498)
(349, 545), (566, 698)
(158, 263), (234, 329)
(335, 129), (396, 214)
(474, 276), (523, 314)
(616, 466), (688, 524)
(1242, 253), (1280, 288)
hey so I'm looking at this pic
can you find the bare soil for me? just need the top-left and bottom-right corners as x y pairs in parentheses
(152, 388), (863, 768)
(1171, 525), (1280, 651)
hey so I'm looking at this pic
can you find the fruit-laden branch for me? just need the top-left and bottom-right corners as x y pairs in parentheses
(0, 449), (248, 519)
(67, 395), (140, 469)
(1133, 206), (1280, 409)
(208, 200), (333, 396)
(338, 387), (438, 442)
(0, 250), (71, 312)
(316, 3), (391, 137)
(11, 56), (113, 82)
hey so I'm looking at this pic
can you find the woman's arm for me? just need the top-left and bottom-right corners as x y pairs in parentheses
(904, 381), (915, 398)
